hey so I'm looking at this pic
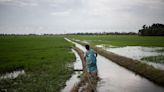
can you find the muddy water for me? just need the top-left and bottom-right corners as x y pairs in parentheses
(146, 62), (164, 70)
(107, 46), (164, 60)
(72, 49), (83, 70)
(61, 49), (82, 92)
(97, 55), (164, 92)
(103, 46), (164, 70)
(65, 38), (164, 92)
(61, 71), (82, 92)
(0, 70), (25, 80)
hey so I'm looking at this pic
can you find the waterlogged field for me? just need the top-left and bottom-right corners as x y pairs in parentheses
(69, 35), (164, 69)
(0, 36), (75, 92)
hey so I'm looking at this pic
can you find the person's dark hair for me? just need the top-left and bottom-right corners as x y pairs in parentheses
(85, 45), (90, 50)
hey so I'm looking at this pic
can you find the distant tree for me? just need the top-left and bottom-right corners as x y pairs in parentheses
(138, 23), (164, 36)
(68, 32), (137, 35)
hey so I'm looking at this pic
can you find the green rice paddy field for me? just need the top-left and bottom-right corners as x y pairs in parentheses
(70, 35), (164, 47)
(1, 35), (164, 91)
(0, 36), (74, 92)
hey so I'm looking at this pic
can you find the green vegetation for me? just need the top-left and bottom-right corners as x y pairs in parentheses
(0, 36), (74, 92)
(69, 35), (164, 47)
(139, 23), (164, 36)
(141, 55), (164, 63)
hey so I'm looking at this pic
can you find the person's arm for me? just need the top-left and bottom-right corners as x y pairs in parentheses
(94, 50), (98, 57)
(84, 56), (86, 62)
(84, 52), (87, 63)
(95, 52), (98, 57)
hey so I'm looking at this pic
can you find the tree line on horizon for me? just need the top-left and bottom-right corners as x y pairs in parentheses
(0, 32), (138, 36)
(138, 23), (164, 36)
(0, 23), (164, 36)
(67, 32), (137, 35)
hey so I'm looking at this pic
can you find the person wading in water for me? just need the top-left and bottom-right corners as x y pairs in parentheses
(84, 45), (98, 77)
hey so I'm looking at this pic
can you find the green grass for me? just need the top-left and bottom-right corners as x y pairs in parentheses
(69, 35), (164, 47)
(0, 36), (75, 92)
(141, 55), (164, 63)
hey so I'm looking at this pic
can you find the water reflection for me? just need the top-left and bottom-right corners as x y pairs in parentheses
(107, 46), (164, 60)
(72, 49), (83, 70)
(61, 47), (82, 92)
(97, 55), (164, 92)
(103, 46), (164, 70)
(61, 71), (82, 92)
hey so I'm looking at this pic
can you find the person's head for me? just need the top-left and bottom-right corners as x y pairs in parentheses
(85, 45), (90, 51)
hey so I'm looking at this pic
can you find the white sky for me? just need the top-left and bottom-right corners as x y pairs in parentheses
(0, 0), (164, 34)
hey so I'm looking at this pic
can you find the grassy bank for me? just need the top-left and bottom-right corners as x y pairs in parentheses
(70, 35), (164, 47)
(73, 40), (164, 87)
(0, 36), (74, 92)
(141, 55), (164, 63)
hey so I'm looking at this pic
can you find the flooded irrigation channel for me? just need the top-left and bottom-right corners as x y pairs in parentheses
(65, 38), (164, 92)
(96, 45), (164, 70)
(61, 49), (83, 92)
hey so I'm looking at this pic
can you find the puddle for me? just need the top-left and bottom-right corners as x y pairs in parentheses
(72, 49), (83, 70)
(0, 70), (25, 80)
(96, 44), (116, 48)
(147, 62), (164, 70)
(61, 71), (82, 92)
(106, 46), (164, 60)
(61, 45), (83, 92)
(66, 39), (164, 92)
(98, 45), (164, 70)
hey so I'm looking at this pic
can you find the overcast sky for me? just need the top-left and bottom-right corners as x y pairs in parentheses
(0, 0), (164, 34)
